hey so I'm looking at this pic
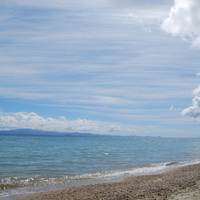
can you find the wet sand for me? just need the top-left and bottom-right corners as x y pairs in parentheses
(14, 163), (200, 200)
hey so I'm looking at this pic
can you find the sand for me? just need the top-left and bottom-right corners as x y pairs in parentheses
(14, 163), (200, 200)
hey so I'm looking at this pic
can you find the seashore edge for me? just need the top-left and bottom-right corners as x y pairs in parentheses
(13, 163), (200, 200)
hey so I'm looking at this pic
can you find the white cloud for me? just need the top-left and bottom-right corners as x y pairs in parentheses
(0, 111), (197, 137)
(0, 112), (101, 133)
(0, 112), (140, 135)
(125, 128), (137, 133)
(169, 106), (181, 111)
(106, 124), (121, 132)
(1, 1), (200, 137)
(182, 84), (200, 120)
(161, 0), (200, 48)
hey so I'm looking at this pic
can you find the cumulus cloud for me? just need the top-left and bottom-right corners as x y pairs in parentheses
(125, 128), (137, 133)
(182, 84), (200, 120)
(106, 124), (121, 132)
(0, 112), (137, 135)
(0, 112), (100, 133)
(161, 0), (200, 48)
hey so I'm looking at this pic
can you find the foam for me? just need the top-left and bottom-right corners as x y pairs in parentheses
(1, 159), (200, 199)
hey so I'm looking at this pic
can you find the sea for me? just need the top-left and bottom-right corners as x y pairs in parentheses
(1, 134), (200, 199)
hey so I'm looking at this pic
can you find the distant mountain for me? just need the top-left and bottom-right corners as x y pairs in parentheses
(0, 129), (161, 137)
(0, 129), (106, 137)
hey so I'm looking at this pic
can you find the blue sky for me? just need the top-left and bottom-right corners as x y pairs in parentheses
(1, 0), (200, 137)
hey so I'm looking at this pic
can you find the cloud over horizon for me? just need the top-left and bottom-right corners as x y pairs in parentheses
(161, 0), (200, 48)
(0, 112), (138, 135)
(1, 0), (200, 137)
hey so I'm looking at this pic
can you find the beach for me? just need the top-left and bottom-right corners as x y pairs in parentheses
(14, 163), (200, 200)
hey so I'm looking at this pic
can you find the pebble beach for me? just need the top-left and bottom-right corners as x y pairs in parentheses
(14, 163), (200, 200)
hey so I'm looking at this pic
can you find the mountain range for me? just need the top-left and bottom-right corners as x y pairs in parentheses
(0, 129), (105, 137)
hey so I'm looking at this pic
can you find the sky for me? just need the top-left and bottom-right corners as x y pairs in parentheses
(0, 0), (200, 137)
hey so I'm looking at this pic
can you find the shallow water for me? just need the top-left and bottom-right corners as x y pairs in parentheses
(1, 134), (200, 198)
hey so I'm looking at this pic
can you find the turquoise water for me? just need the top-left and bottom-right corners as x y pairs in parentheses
(1, 135), (200, 198)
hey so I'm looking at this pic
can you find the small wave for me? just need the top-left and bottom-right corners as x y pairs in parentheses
(0, 183), (21, 190)
(0, 176), (71, 190)
(0, 161), (191, 190)
(165, 161), (179, 166)
(1, 159), (200, 198)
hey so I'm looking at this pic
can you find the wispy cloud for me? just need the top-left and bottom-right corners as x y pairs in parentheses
(1, 0), (200, 137)
(169, 106), (181, 111)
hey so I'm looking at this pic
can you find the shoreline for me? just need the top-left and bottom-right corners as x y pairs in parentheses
(13, 163), (200, 200)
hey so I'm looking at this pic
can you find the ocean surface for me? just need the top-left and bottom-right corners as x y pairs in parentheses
(1, 134), (200, 199)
